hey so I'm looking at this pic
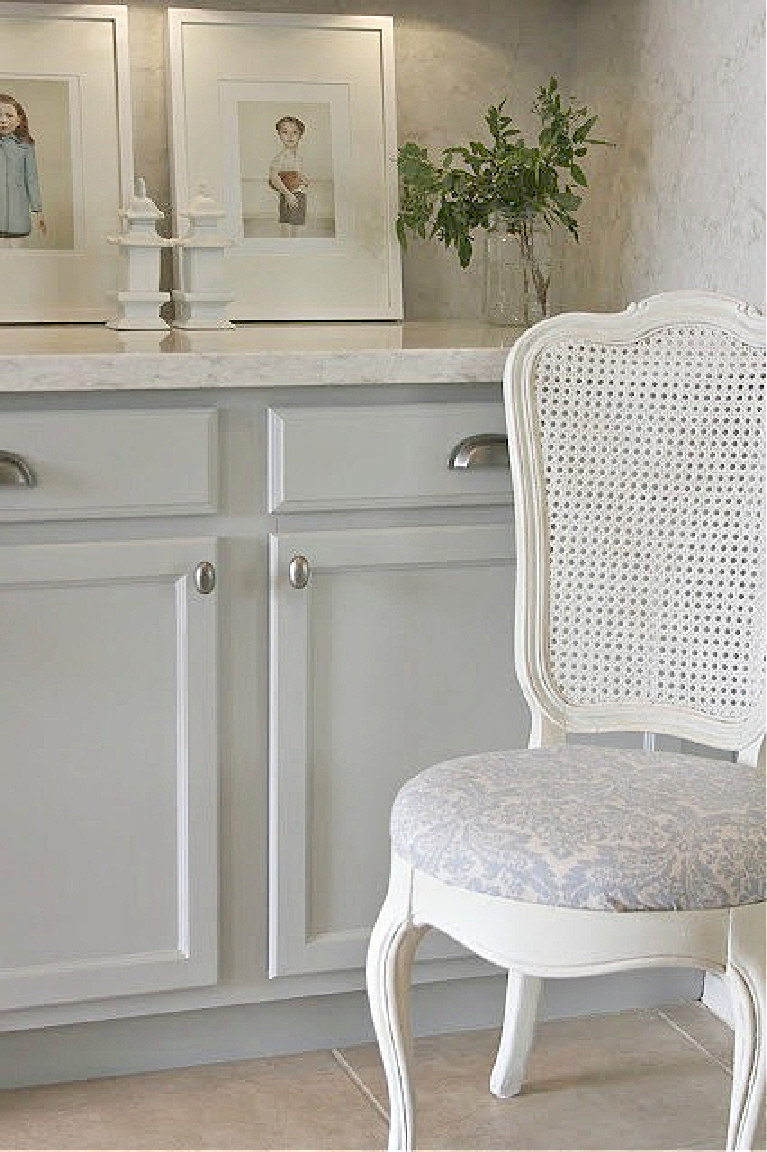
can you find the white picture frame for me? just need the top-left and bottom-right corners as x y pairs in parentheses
(167, 10), (403, 321)
(0, 4), (133, 322)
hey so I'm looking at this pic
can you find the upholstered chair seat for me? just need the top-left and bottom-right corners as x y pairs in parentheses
(391, 746), (766, 912)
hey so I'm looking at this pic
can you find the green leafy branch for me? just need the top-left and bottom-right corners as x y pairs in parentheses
(396, 77), (611, 269)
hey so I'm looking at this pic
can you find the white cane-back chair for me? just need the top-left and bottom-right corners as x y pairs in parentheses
(366, 291), (766, 1151)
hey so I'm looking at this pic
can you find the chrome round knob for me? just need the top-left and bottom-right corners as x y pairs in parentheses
(194, 561), (216, 594)
(288, 553), (310, 590)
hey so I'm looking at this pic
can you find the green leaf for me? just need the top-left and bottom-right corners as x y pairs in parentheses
(553, 191), (582, 211)
(573, 115), (597, 143)
(570, 163), (588, 187)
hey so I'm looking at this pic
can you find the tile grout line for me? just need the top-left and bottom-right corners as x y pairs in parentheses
(657, 1010), (732, 1076)
(331, 1048), (391, 1126)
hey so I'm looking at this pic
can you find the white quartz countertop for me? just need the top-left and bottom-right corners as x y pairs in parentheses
(0, 321), (520, 393)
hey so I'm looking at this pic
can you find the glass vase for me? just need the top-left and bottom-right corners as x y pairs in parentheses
(483, 214), (552, 328)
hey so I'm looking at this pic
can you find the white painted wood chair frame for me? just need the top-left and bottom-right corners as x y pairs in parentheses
(366, 292), (766, 1151)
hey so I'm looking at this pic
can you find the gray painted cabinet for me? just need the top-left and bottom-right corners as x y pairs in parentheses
(0, 537), (218, 1010)
(0, 373), (696, 1082)
(0, 389), (519, 1022)
(266, 399), (524, 978)
(268, 521), (525, 978)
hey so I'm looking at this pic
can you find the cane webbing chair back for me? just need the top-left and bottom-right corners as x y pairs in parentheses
(505, 292), (766, 752)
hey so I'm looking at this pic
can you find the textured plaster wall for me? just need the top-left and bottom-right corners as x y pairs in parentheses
(562, 0), (766, 312)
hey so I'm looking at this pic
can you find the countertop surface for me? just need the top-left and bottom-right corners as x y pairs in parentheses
(0, 321), (521, 392)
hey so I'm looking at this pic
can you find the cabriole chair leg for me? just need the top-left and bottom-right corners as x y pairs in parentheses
(726, 904), (766, 1150)
(366, 865), (430, 1151)
(490, 970), (542, 1098)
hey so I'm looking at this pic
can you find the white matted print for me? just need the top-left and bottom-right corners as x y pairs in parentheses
(0, 5), (132, 321)
(168, 11), (402, 321)
(222, 82), (352, 248)
(0, 77), (84, 251)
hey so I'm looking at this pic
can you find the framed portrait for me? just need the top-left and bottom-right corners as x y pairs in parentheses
(0, 4), (133, 322)
(167, 10), (403, 321)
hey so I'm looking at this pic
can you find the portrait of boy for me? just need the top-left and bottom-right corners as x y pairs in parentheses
(268, 114), (310, 235)
(237, 99), (335, 241)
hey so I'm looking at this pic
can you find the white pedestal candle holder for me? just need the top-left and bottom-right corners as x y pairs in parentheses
(106, 178), (171, 330)
(172, 187), (233, 329)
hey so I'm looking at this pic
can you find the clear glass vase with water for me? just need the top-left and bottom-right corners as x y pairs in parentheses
(484, 213), (552, 327)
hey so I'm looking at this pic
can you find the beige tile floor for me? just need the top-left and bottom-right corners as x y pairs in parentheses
(0, 1001), (753, 1150)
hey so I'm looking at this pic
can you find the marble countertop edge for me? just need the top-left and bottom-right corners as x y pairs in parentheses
(0, 322), (519, 392)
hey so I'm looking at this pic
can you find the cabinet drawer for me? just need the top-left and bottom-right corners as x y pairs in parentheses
(0, 409), (218, 521)
(268, 402), (511, 512)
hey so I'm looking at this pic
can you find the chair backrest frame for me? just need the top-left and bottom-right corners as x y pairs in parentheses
(503, 290), (766, 754)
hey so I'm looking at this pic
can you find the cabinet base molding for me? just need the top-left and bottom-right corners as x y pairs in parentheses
(0, 969), (702, 1089)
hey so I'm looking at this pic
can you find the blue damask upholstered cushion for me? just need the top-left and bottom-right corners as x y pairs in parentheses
(390, 746), (766, 912)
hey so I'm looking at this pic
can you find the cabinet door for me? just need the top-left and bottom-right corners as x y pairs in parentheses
(0, 538), (218, 1011)
(269, 524), (528, 977)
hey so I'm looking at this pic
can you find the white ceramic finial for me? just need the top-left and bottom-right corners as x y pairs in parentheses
(119, 178), (164, 226)
(171, 185), (233, 329)
(181, 185), (227, 232)
(106, 177), (172, 329)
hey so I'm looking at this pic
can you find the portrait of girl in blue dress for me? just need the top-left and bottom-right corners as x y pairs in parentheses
(0, 93), (46, 247)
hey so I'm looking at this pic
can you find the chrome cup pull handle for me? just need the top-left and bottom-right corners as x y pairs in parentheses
(448, 434), (509, 470)
(0, 451), (36, 487)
